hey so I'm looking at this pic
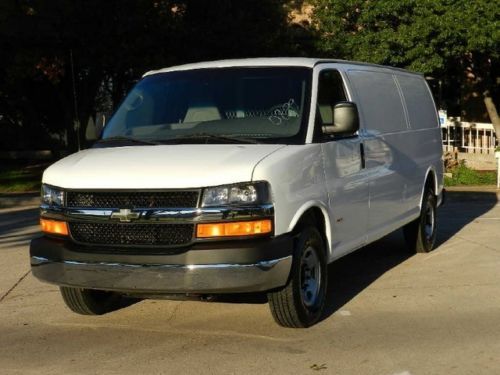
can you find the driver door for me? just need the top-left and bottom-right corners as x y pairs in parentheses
(315, 68), (369, 258)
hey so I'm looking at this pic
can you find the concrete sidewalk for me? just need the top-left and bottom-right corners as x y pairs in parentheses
(446, 185), (499, 193)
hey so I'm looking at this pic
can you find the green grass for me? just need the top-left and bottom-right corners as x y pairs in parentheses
(445, 163), (497, 186)
(0, 163), (46, 193)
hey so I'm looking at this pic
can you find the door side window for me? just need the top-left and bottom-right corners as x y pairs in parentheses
(314, 70), (348, 141)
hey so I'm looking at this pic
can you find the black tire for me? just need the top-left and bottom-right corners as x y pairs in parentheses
(60, 287), (127, 315)
(403, 189), (437, 253)
(268, 226), (327, 328)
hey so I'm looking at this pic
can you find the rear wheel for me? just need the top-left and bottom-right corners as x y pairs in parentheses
(403, 188), (437, 253)
(268, 226), (327, 328)
(60, 287), (128, 315)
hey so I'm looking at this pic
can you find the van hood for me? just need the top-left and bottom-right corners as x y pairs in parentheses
(43, 144), (286, 189)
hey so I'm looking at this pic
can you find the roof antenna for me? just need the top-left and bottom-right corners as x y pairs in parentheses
(70, 49), (81, 150)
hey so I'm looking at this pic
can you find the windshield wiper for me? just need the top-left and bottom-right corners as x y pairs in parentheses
(164, 133), (261, 144)
(97, 136), (161, 145)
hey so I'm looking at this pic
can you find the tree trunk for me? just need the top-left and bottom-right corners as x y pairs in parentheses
(484, 93), (500, 146)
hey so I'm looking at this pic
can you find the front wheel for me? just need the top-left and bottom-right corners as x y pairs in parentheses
(268, 226), (327, 328)
(403, 189), (437, 253)
(60, 287), (129, 315)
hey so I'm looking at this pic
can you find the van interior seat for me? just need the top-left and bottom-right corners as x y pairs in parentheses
(184, 105), (222, 123)
(318, 105), (333, 125)
(183, 89), (222, 123)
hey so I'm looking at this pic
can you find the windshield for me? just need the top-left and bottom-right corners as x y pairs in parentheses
(102, 67), (312, 144)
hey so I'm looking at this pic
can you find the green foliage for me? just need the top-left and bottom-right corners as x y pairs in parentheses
(313, 0), (500, 132)
(0, 163), (45, 193)
(444, 163), (497, 186)
(312, 0), (499, 74)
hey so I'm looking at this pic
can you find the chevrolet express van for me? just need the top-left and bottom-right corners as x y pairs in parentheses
(31, 58), (444, 328)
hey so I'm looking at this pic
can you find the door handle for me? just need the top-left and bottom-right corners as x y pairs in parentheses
(360, 143), (366, 169)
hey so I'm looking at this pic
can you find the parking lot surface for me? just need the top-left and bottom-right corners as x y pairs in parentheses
(1, 194), (499, 375)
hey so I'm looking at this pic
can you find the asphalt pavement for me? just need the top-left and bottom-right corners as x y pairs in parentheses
(0, 193), (499, 375)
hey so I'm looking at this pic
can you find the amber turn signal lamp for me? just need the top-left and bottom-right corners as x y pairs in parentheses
(196, 220), (272, 238)
(40, 219), (69, 236)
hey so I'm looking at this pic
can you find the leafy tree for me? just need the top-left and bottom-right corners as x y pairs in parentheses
(0, 0), (183, 150)
(170, 0), (292, 62)
(0, 0), (295, 152)
(313, 0), (500, 140)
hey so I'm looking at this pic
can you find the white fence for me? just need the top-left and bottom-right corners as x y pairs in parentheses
(441, 117), (497, 154)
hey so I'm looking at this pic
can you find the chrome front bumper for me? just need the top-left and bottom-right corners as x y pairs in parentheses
(31, 255), (292, 294)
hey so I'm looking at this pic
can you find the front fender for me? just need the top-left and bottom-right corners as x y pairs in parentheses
(286, 201), (332, 257)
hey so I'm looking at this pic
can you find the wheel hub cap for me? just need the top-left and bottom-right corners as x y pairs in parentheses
(300, 246), (321, 308)
(424, 200), (435, 240)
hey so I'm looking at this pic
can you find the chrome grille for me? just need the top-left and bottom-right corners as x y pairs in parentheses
(69, 222), (194, 247)
(66, 191), (199, 208)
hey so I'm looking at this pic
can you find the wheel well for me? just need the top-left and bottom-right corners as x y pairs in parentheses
(425, 170), (437, 195)
(419, 169), (438, 209)
(294, 207), (328, 251)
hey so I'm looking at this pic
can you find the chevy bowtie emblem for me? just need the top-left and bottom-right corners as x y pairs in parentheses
(111, 209), (140, 222)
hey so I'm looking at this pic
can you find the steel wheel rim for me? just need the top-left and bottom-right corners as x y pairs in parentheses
(424, 198), (435, 240)
(300, 246), (321, 308)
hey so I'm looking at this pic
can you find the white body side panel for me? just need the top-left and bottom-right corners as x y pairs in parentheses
(344, 66), (443, 245)
(320, 138), (369, 259)
(251, 144), (329, 242)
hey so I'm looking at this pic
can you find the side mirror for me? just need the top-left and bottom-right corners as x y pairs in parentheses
(322, 102), (359, 136)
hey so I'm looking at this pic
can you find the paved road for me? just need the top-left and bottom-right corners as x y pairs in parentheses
(1, 196), (500, 375)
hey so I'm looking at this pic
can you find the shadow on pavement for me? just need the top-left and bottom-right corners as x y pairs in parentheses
(320, 191), (498, 322)
(213, 230), (412, 310)
(320, 230), (410, 322)
(0, 206), (39, 230)
(213, 192), (499, 324)
(0, 232), (41, 247)
(435, 191), (498, 247)
(0, 206), (40, 247)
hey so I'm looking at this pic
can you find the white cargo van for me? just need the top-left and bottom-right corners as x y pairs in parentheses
(31, 58), (444, 327)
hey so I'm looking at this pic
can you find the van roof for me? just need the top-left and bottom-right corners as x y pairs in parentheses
(143, 58), (421, 77)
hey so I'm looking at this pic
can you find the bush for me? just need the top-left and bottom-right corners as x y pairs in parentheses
(445, 162), (497, 186)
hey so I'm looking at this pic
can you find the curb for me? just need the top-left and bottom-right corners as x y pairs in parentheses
(0, 193), (40, 209)
(445, 188), (500, 203)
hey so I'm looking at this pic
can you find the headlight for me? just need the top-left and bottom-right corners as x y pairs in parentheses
(41, 184), (65, 207)
(201, 182), (270, 207)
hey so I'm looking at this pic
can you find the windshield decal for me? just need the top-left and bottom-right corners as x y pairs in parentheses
(268, 99), (300, 125)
